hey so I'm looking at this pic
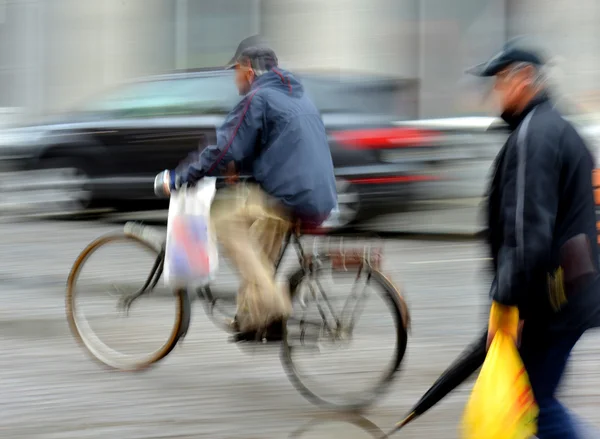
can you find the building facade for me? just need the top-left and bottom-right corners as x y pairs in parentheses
(0, 0), (597, 119)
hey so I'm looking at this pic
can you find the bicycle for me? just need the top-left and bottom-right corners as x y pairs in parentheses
(66, 185), (410, 410)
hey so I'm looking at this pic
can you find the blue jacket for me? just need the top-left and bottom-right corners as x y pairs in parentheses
(173, 68), (337, 223)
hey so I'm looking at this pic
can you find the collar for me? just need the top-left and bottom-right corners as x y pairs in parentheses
(501, 91), (550, 130)
(250, 70), (277, 90)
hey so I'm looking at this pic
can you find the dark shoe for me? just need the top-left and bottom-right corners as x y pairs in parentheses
(263, 318), (284, 342)
(229, 329), (261, 343)
(229, 318), (285, 343)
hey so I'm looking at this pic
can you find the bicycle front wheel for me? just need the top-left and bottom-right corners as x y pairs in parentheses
(66, 233), (188, 371)
(281, 257), (409, 410)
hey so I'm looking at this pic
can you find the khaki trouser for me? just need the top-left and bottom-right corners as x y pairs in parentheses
(211, 184), (292, 332)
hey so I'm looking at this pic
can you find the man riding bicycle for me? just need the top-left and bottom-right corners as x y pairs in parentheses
(157, 36), (337, 341)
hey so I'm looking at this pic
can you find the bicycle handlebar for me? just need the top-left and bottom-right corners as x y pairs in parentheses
(154, 170), (256, 198)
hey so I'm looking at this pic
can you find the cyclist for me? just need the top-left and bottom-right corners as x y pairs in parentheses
(157, 36), (337, 341)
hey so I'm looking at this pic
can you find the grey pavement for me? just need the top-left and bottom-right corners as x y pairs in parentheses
(0, 219), (599, 438)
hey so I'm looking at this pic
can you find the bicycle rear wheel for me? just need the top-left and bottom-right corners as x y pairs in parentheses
(281, 256), (409, 410)
(66, 233), (189, 371)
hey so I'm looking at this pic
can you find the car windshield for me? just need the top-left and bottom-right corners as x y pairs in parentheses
(300, 77), (380, 114)
(75, 71), (413, 119)
(79, 73), (240, 117)
(299, 75), (415, 117)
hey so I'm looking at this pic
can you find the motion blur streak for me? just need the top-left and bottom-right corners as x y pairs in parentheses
(0, 1), (600, 438)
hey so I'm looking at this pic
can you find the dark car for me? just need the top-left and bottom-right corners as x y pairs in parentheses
(0, 69), (443, 227)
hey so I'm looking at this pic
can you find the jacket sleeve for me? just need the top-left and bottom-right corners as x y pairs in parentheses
(493, 117), (562, 306)
(172, 89), (264, 188)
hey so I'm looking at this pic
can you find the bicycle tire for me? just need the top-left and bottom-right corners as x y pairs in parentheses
(281, 259), (409, 410)
(66, 233), (190, 371)
(288, 413), (386, 439)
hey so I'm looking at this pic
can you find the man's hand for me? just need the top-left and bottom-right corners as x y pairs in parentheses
(486, 319), (524, 350)
(163, 171), (172, 196)
(486, 301), (524, 350)
(154, 170), (171, 197)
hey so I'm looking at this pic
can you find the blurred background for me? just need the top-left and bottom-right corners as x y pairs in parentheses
(1, 0), (600, 231)
(1, 1), (600, 438)
(1, 0), (599, 118)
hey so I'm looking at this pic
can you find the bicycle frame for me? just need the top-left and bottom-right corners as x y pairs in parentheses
(120, 229), (299, 311)
(122, 226), (375, 342)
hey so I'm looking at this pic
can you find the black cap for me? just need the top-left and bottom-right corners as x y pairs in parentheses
(225, 35), (278, 72)
(466, 39), (546, 77)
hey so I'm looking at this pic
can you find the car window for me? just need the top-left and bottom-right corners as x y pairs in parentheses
(300, 75), (416, 118)
(80, 74), (239, 117)
(300, 77), (354, 113)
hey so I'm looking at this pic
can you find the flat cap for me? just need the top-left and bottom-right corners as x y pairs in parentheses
(466, 39), (546, 77)
(225, 35), (278, 72)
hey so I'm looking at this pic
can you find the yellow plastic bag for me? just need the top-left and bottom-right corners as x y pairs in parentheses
(461, 306), (538, 439)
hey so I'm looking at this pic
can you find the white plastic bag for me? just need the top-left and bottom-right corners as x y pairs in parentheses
(164, 178), (219, 288)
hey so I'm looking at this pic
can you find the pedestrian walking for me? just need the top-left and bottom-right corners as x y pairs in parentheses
(467, 39), (600, 438)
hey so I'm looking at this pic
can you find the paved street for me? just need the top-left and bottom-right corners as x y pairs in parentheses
(1, 218), (599, 438)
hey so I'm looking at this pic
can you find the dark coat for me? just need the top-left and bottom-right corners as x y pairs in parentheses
(486, 93), (600, 332)
(173, 68), (337, 224)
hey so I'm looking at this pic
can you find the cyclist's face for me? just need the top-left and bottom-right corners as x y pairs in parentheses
(235, 63), (255, 96)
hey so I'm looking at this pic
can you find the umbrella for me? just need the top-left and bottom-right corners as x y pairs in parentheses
(382, 330), (488, 438)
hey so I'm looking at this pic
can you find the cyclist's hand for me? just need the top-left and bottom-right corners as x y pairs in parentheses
(154, 170), (173, 197)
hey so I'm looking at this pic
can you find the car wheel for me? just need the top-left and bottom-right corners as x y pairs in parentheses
(321, 178), (361, 230)
(34, 158), (92, 215)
